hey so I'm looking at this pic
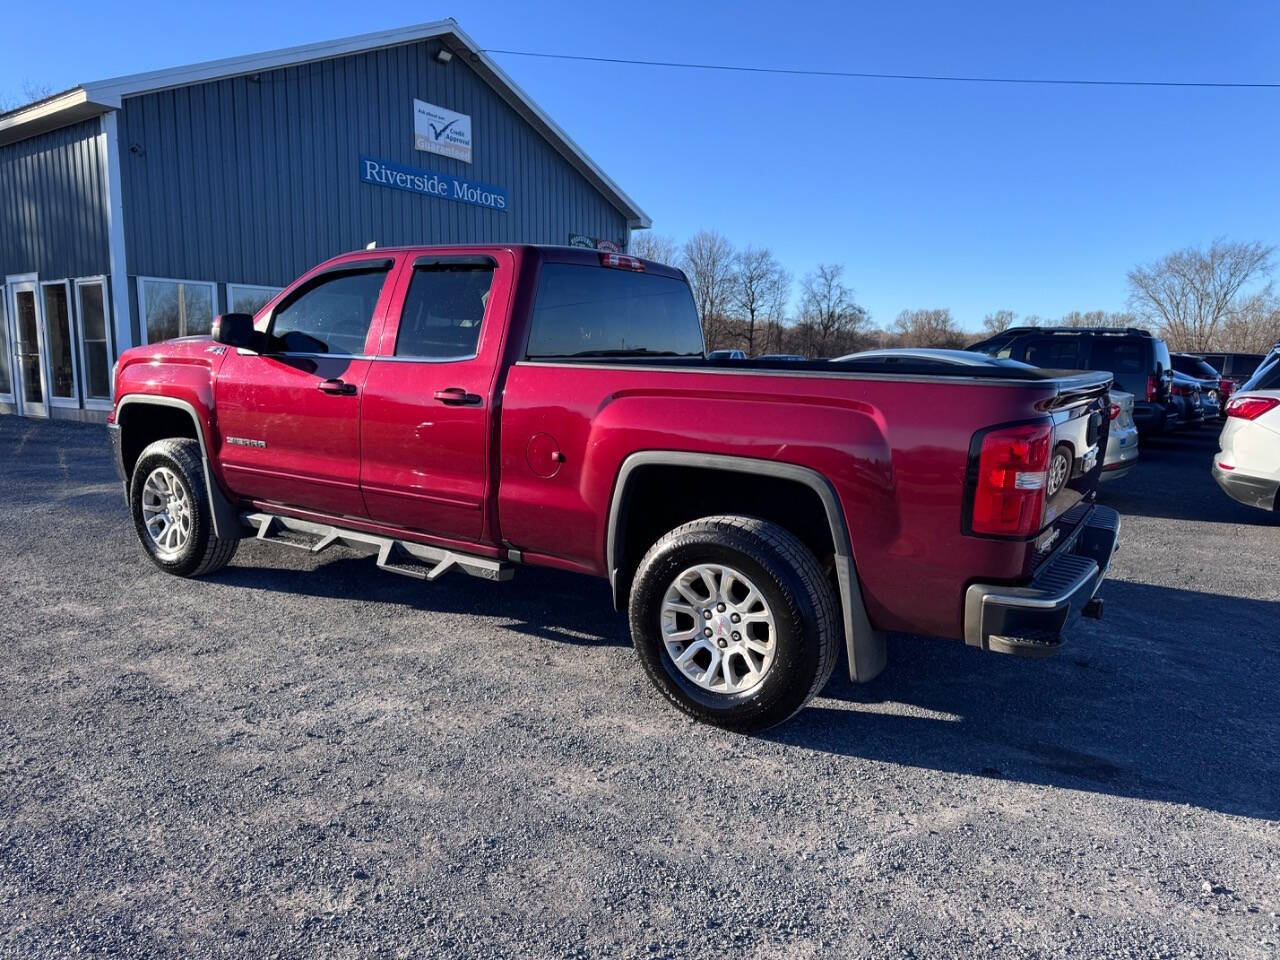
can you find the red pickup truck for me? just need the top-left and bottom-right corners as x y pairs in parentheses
(108, 245), (1120, 730)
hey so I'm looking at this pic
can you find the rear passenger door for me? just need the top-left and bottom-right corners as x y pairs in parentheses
(358, 253), (512, 542)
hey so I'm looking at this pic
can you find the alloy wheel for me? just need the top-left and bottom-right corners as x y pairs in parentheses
(141, 466), (193, 560)
(660, 563), (777, 694)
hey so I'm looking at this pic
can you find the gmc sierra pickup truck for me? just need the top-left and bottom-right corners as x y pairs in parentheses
(108, 245), (1120, 730)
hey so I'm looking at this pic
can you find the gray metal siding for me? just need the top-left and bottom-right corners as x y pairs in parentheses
(0, 119), (110, 280)
(118, 39), (630, 287)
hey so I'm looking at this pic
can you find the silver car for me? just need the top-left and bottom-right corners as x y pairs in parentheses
(1101, 389), (1139, 480)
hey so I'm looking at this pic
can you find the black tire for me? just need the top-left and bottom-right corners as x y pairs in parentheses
(628, 515), (840, 732)
(129, 438), (238, 577)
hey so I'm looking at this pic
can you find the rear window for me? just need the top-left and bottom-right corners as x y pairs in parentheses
(1020, 337), (1082, 369)
(1088, 339), (1147, 375)
(1226, 355), (1263, 379)
(1173, 355), (1220, 379)
(526, 264), (704, 359)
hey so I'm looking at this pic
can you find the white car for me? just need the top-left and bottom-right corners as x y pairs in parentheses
(1213, 357), (1280, 511)
(1101, 389), (1139, 481)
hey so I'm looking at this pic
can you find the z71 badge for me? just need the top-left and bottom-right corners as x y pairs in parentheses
(226, 437), (267, 448)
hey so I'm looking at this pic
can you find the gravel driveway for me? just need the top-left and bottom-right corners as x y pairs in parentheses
(1, 415), (1277, 959)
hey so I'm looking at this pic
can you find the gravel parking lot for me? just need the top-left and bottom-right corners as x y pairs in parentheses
(1, 415), (1278, 959)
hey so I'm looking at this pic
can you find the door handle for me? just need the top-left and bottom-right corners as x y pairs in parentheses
(317, 378), (357, 395)
(433, 387), (482, 406)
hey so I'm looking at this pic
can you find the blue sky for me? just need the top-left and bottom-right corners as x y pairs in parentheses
(4, 1), (1278, 331)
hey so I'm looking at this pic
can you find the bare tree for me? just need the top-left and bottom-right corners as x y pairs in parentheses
(892, 308), (965, 348)
(1127, 238), (1274, 351)
(681, 230), (737, 350)
(797, 264), (868, 357)
(733, 246), (789, 355)
(1219, 286), (1280, 353)
(1059, 310), (1142, 329)
(0, 80), (55, 113)
(982, 309), (1017, 336)
(628, 232), (679, 265)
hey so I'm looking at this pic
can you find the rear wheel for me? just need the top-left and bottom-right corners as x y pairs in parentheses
(130, 438), (238, 577)
(628, 515), (839, 732)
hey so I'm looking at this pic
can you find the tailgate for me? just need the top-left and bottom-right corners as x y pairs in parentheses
(1031, 371), (1113, 568)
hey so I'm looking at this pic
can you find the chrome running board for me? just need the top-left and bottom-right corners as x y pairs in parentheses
(242, 512), (513, 582)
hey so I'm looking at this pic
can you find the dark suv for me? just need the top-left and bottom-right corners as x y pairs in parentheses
(1195, 352), (1266, 384)
(967, 327), (1175, 434)
(1172, 353), (1229, 418)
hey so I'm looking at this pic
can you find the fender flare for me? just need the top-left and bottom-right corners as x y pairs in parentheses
(112, 395), (243, 541)
(605, 451), (886, 683)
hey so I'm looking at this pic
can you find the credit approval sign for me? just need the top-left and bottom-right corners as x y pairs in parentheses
(413, 99), (472, 164)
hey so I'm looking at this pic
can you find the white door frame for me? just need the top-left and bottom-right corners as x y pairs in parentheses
(0, 284), (15, 406)
(5, 274), (49, 417)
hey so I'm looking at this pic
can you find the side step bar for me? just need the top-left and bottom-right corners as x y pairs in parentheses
(242, 512), (513, 583)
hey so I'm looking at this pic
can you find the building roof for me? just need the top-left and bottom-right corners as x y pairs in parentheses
(0, 19), (650, 228)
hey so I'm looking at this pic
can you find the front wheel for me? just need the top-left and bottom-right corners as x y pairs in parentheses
(129, 438), (238, 577)
(628, 516), (840, 732)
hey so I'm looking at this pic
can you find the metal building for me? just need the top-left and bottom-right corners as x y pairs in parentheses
(0, 20), (649, 420)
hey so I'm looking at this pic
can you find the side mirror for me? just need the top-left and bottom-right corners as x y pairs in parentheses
(212, 313), (261, 351)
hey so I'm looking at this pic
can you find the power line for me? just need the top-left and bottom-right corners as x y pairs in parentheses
(483, 48), (1280, 90)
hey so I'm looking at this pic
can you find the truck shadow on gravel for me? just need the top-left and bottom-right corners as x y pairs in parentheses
(779, 579), (1280, 820)
(214, 553), (634, 648)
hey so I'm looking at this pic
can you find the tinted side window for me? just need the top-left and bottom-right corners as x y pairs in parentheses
(1244, 356), (1280, 391)
(1088, 339), (1147, 375)
(527, 265), (704, 359)
(1020, 337), (1082, 369)
(270, 269), (388, 355)
(395, 265), (494, 359)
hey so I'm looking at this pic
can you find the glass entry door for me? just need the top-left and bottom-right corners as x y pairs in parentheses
(8, 279), (48, 417)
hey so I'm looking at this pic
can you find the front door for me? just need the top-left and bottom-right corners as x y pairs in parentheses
(213, 259), (397, 519)
(7, 278), (48, 418)
(359, 255), (509, 542)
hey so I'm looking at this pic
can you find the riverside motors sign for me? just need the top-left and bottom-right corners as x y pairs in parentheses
(359, 156), (507, 212)
(413, 99), (472, 163)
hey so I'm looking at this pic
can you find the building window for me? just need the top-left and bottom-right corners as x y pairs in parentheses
(139, 277), (216, 344)
(227, 283), (283, 317)
(75, 278), (114, 404)
(0, 288), (12, 400)
(41, 281), (79, 403)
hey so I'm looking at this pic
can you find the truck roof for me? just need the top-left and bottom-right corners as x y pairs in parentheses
(317, 243), (688, 280)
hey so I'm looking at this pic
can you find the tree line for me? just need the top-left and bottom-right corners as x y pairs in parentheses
(630, 231), (1280, 357)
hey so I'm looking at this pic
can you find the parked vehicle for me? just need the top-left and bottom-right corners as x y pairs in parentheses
(107, 245), (1120, 731)
(756, 353), (807, 361)
(1172, 371), (1211, 425)
(967, 327), (1175, 435)
(1101, 390), (1139, 480)
(1195, 352), (1266, 386)
(1213, 358), (1280, 512)
(1172, 353), (1230, 417)
(707, 349), (747, 360)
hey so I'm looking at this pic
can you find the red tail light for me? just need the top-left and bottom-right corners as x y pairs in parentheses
(1109, 403), (1121, 420)
(968, 421), (1053, 537)
(1145, 374), (1158, 402)
(1225, 395), (1279, 420)
(1220, 378), (1234, 399)
(599, 253), (644, 271)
